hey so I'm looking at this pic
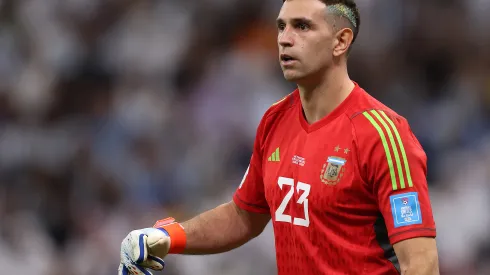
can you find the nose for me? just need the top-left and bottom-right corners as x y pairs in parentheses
(278, 28), (293, 48)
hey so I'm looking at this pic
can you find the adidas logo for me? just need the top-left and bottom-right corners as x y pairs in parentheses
(268, 147), (280, 162)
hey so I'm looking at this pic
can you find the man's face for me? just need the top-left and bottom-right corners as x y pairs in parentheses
(277, 0), (335, 82)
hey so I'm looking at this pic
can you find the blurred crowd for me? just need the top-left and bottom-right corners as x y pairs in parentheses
(0, 0), (489, 274)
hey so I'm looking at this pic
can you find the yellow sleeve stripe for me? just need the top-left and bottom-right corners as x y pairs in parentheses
(363, 111), (397, 190)
(271, 95), (288, 106)
(362, 110), (413, 190)
(379, 110), (413, 188)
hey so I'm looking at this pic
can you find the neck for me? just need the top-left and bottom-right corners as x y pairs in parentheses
(297, 65), (354, 124)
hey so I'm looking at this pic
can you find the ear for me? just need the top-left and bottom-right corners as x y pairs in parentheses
(332, 28), (354, 57)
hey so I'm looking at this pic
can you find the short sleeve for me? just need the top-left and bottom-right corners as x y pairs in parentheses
(355, 110), (436, 245)
(233, 115), (270, 214)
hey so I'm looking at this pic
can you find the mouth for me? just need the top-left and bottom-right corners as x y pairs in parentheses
(280, 54), (297, 65)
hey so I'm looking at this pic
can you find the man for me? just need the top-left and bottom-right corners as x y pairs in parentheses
(119, 0), (440, 274)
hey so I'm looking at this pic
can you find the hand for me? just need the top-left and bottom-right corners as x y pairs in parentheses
(119, 228), (171, 275)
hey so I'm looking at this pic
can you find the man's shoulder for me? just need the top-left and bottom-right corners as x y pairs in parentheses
(265, 90), (298, 117)
(347, 87), (400, 119)
(346, 87), (411, 140)
(260, 90), (298, 125)
(254, 90), (298, 144)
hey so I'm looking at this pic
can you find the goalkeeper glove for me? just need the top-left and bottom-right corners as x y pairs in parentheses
(119, 217), (186, 275)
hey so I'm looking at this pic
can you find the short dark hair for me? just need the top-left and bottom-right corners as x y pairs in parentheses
(282, 0), (361, 44)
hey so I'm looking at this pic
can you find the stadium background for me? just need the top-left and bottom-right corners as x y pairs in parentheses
(0, 0), (489, 274)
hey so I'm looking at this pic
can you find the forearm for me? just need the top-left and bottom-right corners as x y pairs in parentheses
(401, 253), (439, 275)
(402, 264), (439, 275)
(180, 201), (269, 255)
(395, 237), (439, 275)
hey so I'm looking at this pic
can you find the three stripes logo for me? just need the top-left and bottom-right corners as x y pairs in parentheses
(362, 110), (413, 191)
(268, 147), (280, 162)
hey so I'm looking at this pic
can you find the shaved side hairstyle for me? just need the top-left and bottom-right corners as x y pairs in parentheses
(282, 0), (361, 52)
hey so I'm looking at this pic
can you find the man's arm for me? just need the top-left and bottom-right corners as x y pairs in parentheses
(394, 237), (440, 275)
(151, 200), (270, 256)
(353, 111), (439, 273)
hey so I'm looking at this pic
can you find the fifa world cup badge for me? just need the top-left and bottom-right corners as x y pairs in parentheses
(389, 192), (423, 227)
(320, 156), (347, 185)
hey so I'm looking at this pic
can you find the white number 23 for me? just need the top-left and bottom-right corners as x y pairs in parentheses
(275, 177), (311, 227)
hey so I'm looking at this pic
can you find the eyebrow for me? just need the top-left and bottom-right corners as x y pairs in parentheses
(276, 17), (314, 26)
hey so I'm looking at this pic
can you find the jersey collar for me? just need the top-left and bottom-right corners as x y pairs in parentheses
(297, 81), (361, 133)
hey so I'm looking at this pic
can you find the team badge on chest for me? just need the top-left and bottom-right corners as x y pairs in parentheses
(320, 156), (347, 185)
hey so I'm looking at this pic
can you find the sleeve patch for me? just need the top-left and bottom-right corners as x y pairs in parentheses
(390, 192), (422, 228)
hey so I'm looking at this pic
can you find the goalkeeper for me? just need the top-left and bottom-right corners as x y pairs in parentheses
(119, 0), (440, 274)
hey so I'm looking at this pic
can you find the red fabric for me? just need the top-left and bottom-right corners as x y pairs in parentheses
(353, 106), (437, 245)
(233, 82), (436, 275)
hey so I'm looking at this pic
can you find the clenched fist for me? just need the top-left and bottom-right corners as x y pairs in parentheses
(118, 228), (171, 275)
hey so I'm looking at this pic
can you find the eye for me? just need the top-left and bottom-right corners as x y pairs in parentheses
(277, 23), (286, 31)
(298, 23), (309, 31)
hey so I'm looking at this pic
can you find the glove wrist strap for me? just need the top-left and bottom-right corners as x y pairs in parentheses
(153, 217), (186, 254)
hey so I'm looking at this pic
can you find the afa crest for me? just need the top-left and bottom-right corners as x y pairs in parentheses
(320, 156), (347, 185)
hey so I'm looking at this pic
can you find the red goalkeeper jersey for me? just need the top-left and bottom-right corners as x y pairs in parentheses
(233, 82), (436, 275)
